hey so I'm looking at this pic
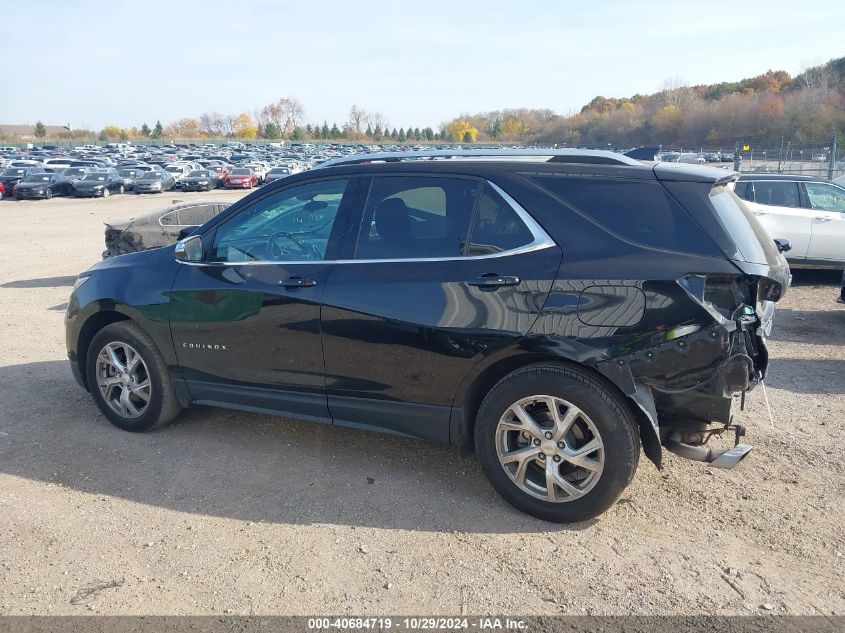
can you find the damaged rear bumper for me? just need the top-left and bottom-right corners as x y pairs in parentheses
(594, 315), (766, 468)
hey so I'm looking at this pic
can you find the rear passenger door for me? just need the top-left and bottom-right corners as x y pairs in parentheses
(320, 175), (562, 443)
(738, 180), (810, 259)
(802, 181), (845, 263)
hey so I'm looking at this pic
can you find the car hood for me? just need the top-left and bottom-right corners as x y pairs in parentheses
(75, 181), (106, 188)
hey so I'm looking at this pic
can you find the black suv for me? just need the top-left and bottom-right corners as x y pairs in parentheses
(66, 150), (789, 522)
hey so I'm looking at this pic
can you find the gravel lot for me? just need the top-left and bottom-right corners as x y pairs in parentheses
(0, 193), (842, 616)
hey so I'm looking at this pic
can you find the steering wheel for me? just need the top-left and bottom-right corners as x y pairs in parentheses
(268, 231), (321, 261)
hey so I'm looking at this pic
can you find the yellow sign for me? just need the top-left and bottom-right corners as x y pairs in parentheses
(742, 145), (750, 151)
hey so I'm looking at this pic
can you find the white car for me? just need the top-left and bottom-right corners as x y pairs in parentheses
(733, 175), (845, 268)
(164, 163), (193, 187)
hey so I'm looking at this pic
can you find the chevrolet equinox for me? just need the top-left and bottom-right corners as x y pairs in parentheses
(66, 149), (789, 522)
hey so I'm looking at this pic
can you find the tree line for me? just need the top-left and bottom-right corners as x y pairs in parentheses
(444, 57), (845, 148)
(18, 56), (845, 147)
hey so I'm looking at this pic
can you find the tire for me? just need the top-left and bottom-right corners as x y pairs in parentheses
(475, 364), (639, 523)
(85, 321), (182, 432)
(102, 188), (110, 198)
(118, 185), (124, 195)
(46, 189), (53, 199)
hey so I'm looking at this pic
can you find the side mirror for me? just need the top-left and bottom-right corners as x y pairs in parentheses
(174, 234), (203, 262)
(773, 238), (792, 254)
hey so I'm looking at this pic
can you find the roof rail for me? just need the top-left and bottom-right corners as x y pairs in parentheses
(316, 148), (642, 169)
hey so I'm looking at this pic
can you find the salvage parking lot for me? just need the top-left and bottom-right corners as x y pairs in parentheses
(0, 193), (843, 615)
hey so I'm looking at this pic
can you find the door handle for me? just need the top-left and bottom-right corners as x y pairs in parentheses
(814, 216), (832, 222)
(280, 276), (317, 289)
(467, 273), (520, 288)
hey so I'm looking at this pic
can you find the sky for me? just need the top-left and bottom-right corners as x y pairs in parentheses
(2, 0), (844, 131)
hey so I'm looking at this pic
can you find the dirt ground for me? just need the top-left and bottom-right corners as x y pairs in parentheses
(0, 192), (842, 616)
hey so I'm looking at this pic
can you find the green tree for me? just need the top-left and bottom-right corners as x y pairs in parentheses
(330, 123), (341, 138)
(462, 131), (475, 143)
(321, 121), (330, 139)
(98, 130), (108, 142)
(413, 127), (421, 141)
(140, 123), (151, 136)
(34, 121), (47, 139)
(373, 124), (383, 140)
(290, 126), (305, 141)
(118, 129), (129, 142)
(390, 127), (398, 139)
(397, 127), (406, 141)
(365, 124), (373, 137)
(305, 123), (313, 136)
(264, 123), (281, 139)
(424, 127), (434, 141)
(151, 120), (163, 139)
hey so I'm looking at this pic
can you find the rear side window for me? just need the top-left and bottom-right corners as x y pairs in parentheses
(749, 181), (800, 208)
(355, 176), (480, 259)
(530, 176), (717, 254)
(466, 184), (534, 255)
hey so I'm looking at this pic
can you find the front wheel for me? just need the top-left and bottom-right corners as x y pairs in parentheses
(102, 188), (110, 198)
(86, 321), (182, 432)
(118, 185), (124, 195)
(475, 364), (640, 523)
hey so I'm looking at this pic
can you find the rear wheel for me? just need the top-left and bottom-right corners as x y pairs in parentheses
(86, 321), (182, 432)
(475, 364), (639, 523)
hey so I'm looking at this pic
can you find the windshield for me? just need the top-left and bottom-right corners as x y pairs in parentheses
(165, 166), (183, 173)
(140, 172), (162, 180)
(22, 174), (51, 183)
(2, 169), (26, 176)
(269, 168), (290, 174)
(188, 170), (211, 177)
(82, 174), (107, 181)
(231, 168), (251, 175)
(119, 170), (138, 177)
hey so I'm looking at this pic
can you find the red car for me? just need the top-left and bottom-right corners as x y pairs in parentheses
(224, 168), (257, 189)
(0, 181), (5, 200)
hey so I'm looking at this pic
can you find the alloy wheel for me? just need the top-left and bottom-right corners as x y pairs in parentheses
(495, 395), (604, 502)
(95, 342), (152, 419)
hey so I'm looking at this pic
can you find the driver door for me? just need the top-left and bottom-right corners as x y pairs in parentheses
(168, 177), (358, 421)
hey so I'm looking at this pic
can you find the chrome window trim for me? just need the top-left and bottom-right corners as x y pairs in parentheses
(177, 179), (556, 267)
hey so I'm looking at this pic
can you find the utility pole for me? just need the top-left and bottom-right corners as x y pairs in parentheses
(733, 143), (741, 172)
(829, 133), (837, 181)
(778, 135), (784, 173)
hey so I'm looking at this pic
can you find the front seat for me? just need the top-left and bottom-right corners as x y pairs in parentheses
(364, 198), (415, 258)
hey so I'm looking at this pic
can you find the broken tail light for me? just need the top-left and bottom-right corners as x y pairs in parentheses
(678, 274), (755, 324)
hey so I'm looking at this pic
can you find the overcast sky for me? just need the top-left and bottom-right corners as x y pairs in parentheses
(2, 0), (843, 130)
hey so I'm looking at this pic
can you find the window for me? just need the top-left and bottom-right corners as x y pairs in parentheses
(733, 181), (752, 201)
(804, 182), (845, 212)
(355, 176), (480, 259)
(750, 181), (800, 208)
(209, 179), (348, 263)
(530, 175), (715, 253)
(466, 184), (534, 255)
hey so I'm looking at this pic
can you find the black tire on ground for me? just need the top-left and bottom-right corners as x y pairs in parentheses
(118, 185), (124, 194)
(85, 321), (182, 432)
(475, 363), (640, 523)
